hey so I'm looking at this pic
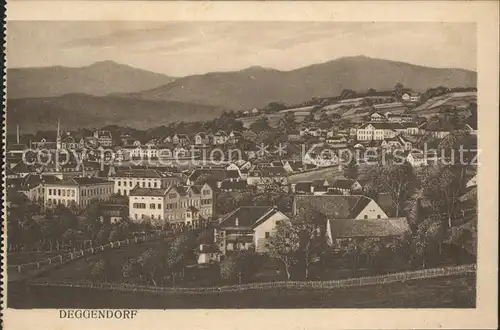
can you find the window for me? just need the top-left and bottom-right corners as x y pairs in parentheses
(377, 215), (381, 219)
(364, 215), (368, 219)
(265, 232), (270, 238)
(58, 189), (61, 196)
(118, 189), (121, 195)
(148, 182), (151, 188)
(275, 220), (282, 226)
(153, 182), (157, 188)
(118, 181), (121, 186)
(150, 203), (156, 209)
(48, 189), (52, 195)
(157, 204), (161, 209)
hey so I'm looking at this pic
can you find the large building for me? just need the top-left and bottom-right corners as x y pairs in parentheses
(44, 177), (113, 208)
(356, 122), (406, 141)
(109, 169), (182, 196)
(128, 182), (214, 226)
(94, 130), (113, 147)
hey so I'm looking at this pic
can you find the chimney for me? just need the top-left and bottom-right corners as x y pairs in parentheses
(235, 218), (239, 226)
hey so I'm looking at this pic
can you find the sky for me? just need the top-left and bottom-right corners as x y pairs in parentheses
(7, 21), (476, 76)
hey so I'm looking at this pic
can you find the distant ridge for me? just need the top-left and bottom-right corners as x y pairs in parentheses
(7, 60), (176, 99)
(128, 56), (477, 110)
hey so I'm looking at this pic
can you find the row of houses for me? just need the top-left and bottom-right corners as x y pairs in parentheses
(206, 194), (409, 261)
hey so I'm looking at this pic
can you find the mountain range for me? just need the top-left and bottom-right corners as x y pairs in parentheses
(7, 60), (176, 99)
(7, 56), (477, 131)
(127, 56), (477, 109)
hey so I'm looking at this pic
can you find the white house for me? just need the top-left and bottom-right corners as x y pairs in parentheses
(330, 179), (363, 195)
(370, 112), (386, 122)
(356, 122), (406, 141)
(215, 206), (290, 255)
(406, 151), (428, 167)
(196, 244), (220, 264)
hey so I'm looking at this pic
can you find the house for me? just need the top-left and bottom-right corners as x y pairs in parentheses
(17, 174), (61, 204)
(386, 113), (413, 123)
(228, 131), (243, 144)
(213, 131), (228, 145)
(44, 177), (113, 209)
(326, 218), (410, 250)
(164, 183), (214, 225)
(242, 130), (258, 142)
(61, 133), (81, 150)
(293, 195), (389, 220)
(109, 169), (181, 196)
(215, 206), (290, 255)
(405, 150), (428, 167)
(402, 92), (421, 102)
(356, 122), (406, 141)
(308, 127), (323, 137)
(330, 179), (363, 195)
(251, 108), (260, 115)
(220, 180), (248, 192)
(194, 132), (210, 145)
(247, 166), (288, 186)
(186, 168), (238, 187)
(282, 160), (304, 173)
(326, 135), (348, 146)
(370, 112), (386, 122)
(129, 187), (169, 223)
(303, 145), (339, 167)
(93, 130), (113, 147)
(381, 135), (412, 151)
(172, 134), (190, 146)
(129, 182), (214, 226)
(196, 244), (220, 264)
(100, 204), (129, 224)
(466, 175), (477, 188)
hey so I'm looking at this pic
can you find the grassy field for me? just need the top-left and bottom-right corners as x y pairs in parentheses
(8, 274), (475, 309)
(37, 238), (171, 281)
(288, 166), (344, 184)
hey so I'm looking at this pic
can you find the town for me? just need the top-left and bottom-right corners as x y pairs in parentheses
(6, 84), (477, 308)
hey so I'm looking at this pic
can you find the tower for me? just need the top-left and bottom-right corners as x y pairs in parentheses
(56, 119), (62, 150)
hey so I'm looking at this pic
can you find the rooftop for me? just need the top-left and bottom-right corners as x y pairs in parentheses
(294, 195), (375, 219)
(130, 187), (170, 197)
(327, 218), (410, 238)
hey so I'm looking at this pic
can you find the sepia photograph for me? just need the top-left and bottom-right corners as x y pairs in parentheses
(1, 1), (498, 329)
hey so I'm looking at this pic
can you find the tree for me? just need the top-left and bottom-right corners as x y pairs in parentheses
(342, 240), (363, 273)
(92, 258), (114, 282)
(365, 162), (415, 217)
(137, 248), (163, 286)
(122, 258), (143, 283)
(219, 250), (259, 284)
(340, 89), (357, 100)
(267, 221), (300, 280)
(393, 83), (405, 99)
(96, 225), (111, 245)
(165, 234), (195, 285)
(250, 116), (271, 134)
(194, 173), (214, 186)
(293, 206), (327, 279)
(420, 167), (463, 228)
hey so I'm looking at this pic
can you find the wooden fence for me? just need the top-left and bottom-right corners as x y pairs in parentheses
(28, 263), (476, 295)
(7, 231), (170, 281)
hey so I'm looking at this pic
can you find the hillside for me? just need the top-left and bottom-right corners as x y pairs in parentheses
(7, 60), (176, 99)
(128, 56), (477, 110)
(6, 94), (224, 133)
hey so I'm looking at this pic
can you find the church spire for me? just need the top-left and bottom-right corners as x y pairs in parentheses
(56, 119), (61, 150)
